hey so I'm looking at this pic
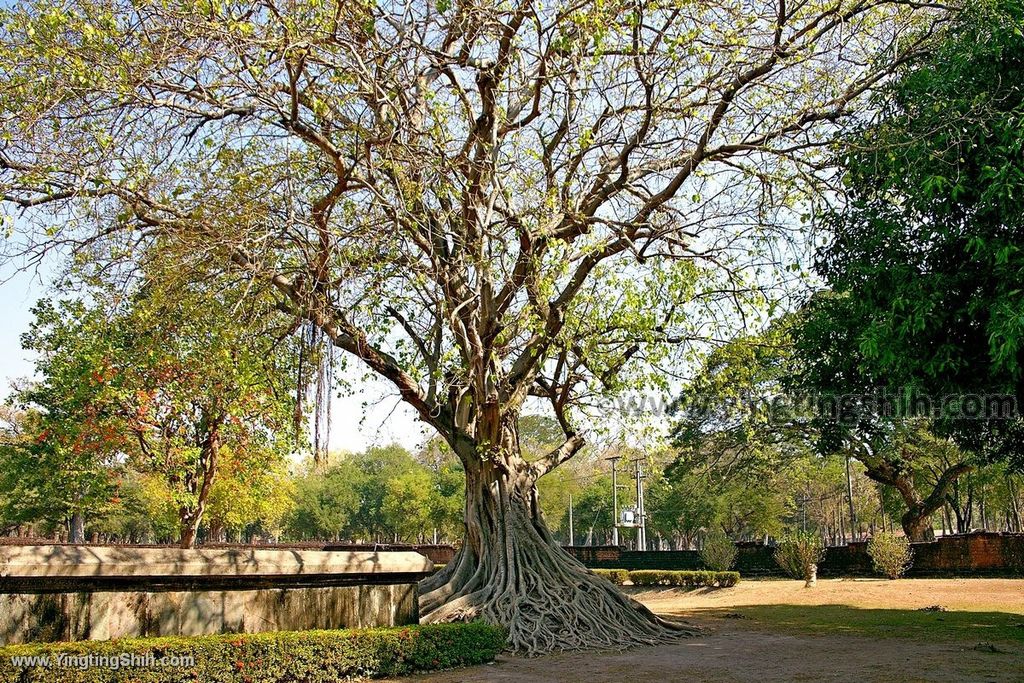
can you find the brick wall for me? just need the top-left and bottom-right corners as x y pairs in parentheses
(564, 532), (1024, 577)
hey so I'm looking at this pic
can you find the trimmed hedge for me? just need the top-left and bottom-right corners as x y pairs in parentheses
(0, 622), (506, 683)
(592, 568), (630, 585)
(627, 569), (740, 587)
(717, 571), (741, 587)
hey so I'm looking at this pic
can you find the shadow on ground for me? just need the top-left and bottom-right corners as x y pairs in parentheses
(397, 603), (1024, 683)
(690, 603), (1024, 645)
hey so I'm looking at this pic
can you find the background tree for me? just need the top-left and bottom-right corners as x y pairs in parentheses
(285, 458), (363, 541)
(798, 0), (1024, 477)
(1, 301), (131, 542)
(8, 272), (303, 547)
(0, 0), (939, 651)
(205, 447), (295, 542)
(672, 321), (972, 541)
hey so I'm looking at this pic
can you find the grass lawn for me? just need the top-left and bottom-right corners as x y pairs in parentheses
(719, 603), (1024, 644)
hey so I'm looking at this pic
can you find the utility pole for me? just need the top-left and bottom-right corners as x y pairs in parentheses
(607, 456), (622, 546)
(568, 494), (575, 547)
(634, 459), (647, 551)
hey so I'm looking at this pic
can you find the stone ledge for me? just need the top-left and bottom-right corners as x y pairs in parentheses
(0, 545), (433, 579)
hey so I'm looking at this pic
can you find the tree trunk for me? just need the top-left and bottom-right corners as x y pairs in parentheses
(1007, 475), (1022, 532)
(68, 511), (85, 544)
(900, 508), (935, 543)
(862, 458), (971, 542)
(178, 413), (222, 549)
(845, 454), (858, 540)
(418, 445), (695, 654)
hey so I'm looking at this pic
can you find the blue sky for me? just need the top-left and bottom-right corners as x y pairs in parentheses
(0, 263), (44, 395)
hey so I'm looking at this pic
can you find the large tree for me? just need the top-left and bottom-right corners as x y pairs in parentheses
(792, 0), (1024, 538)
(0, 0), (938, 652)
(802, 0), (1024, 469)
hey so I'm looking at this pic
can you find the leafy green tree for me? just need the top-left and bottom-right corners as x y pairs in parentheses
(9, 272), (303, 547)
(673, 321), (968, 541)
(560, 475), (616, 547)
(645, 472), (719, 549)
(94, 471), (180, 543)
(671, 320), (812, 483)
(792, 2), (1024, 537)
(382, 468), (434, 543)
(1, 302), (130, 541)
(424, 455), (466, 544)
(206, 447), (295, 542)
(803, 0), (1024, 468)
(285, 460), (363, 541)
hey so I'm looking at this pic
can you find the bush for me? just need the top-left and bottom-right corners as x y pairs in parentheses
(0, 622), (506, 683)
(700, 530), (738, 571)
(774, 532), (825, 583)
(867, 532), (914, 579)
(716, 571), (741, 587)
(592, 568), (630, 585)
(627, 569), (671, 586)
(625, 570), (739, 588)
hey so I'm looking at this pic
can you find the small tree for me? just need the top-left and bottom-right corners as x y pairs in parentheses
(775, 532), (825, 587)
(867, 532), (913, 579)
(700, 529), (738, 572)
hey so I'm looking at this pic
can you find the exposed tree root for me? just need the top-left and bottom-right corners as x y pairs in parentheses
(418, 472), (699, 655)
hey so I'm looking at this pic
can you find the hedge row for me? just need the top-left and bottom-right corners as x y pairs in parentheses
(593, 568), (740, 587)
(0, 622), (506, 683)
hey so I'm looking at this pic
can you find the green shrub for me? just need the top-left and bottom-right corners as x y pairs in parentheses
(626, 570), (740, 588)
(627, 570), (670, 586)
(716, 571), (741, 587)
(867, 532), (913, 579)
(0, 622), (506, 683)
(700, 530), (738, 571)
(774, 532), (825, 583)
(696, 570), (717, 587)
(592, 568), (630, 585)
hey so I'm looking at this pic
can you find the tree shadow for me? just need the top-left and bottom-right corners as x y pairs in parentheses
(692, 604), (1024, 645)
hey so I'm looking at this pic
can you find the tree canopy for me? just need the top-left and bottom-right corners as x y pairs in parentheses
(0, 0), (942, 653)
(3, 270), (303, 546)
(799, 0), (1024, 468)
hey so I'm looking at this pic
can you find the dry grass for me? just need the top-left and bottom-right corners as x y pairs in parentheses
(634, 577), (1024, 616)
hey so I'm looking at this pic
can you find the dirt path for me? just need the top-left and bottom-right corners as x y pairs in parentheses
(400, 579), (1024, 683)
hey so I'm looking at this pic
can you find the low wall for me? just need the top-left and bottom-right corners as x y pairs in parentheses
(565, 532), (1024, 577)
(0, 538), (459, 566)
(0, 545), (432, 645)
(322, 543), (456, 565)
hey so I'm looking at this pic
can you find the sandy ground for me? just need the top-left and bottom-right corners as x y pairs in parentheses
(637, 577), (1024, 616)
(400, 579), (1024, 683)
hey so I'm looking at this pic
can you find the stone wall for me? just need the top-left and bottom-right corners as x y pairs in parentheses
(565, 532), (1024, 577)
(0, 538), (459, 566)
(0, 545), (431, 645)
